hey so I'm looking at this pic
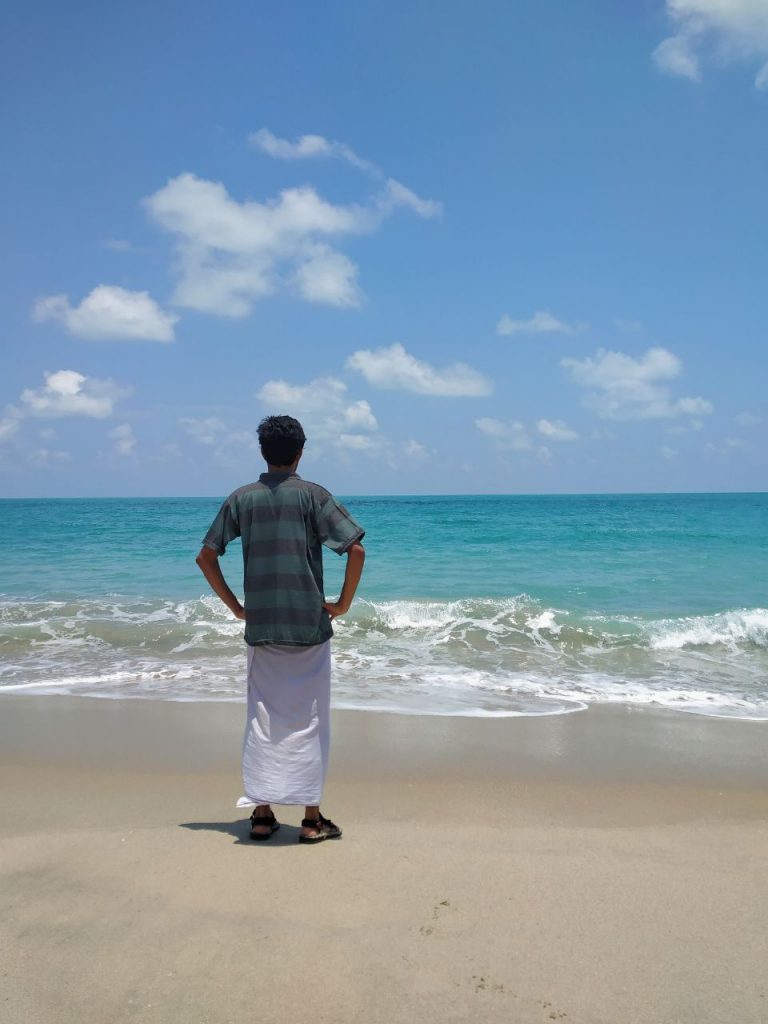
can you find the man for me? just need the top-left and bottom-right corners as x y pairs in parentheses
(196, 415), (365, 844)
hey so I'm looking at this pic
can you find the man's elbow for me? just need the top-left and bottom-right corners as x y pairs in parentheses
(196, 546), (218, 568)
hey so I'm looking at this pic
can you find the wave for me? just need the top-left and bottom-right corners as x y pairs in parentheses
(1, 595), (767, 719)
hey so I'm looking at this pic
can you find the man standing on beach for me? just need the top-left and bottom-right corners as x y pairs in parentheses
(195, 415), (365, 844)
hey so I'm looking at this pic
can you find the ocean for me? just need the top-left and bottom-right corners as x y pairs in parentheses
(1, 493), (767, 719)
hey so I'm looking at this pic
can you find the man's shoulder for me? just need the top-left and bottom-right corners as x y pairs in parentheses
(294, 477), (333, 502)
(229, 480), (264, 499)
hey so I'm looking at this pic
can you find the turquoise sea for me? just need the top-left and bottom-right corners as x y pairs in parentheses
(1, 493), (767, 719)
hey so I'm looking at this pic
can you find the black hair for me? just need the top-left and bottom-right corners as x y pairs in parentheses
(257, 415), (306, 466)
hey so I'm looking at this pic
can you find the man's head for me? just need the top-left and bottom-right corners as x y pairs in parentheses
(258, 415), (306, 468)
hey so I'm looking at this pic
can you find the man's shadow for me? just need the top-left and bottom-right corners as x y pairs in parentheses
(179, 819), (302, 846)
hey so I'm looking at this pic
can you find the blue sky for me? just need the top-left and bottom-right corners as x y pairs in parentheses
(2, 0), (767, 497)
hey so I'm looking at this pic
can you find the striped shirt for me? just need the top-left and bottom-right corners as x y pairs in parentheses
(202, 472), (365, 647)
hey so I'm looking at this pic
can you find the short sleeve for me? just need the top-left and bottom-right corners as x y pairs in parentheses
(202, 495), (241, 555)
(315, 494), (365, 555)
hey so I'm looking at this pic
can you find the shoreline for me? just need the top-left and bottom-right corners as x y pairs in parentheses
(3, 696), (768, 1023)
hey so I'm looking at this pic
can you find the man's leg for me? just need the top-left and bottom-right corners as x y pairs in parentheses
(301, 805), (322, 840)
(250, 803), (275, 837)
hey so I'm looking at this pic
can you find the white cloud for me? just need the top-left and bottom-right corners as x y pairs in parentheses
(144, 170), (439, 317)
(256, 376), (381, 453)
(496, 310), (584, 337)
(537, 418), (579, 441)
(0, 417), (19, 442)
(661, 445), (678, 460)
(378, 179), (442, 219)
(476, 418), (552, 461)
(20, 370), (126, 419)
(110, 423), (136, 456)
(653, 34), (701, 80)
(294, 244), (361, 308)
(654, 1), (768, 87)
(33, 285), (177, 342)
(561, 347), (713, 421)
(249, 128), (378, 175)
(347, 343), (491, 397)
(705, 437), (750, 455)
(29, 448), (72, 467)
(476, 417), (533, 451)
(403, 439), (429, 460)
(179, 417), (234, 446)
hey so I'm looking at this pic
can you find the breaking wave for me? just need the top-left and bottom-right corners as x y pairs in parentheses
(1, 595), (767, 719)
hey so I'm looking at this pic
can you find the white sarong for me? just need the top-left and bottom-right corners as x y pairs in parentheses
(236, 640), (331, 808)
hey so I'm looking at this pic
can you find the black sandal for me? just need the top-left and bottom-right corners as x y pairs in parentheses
(249, 810), (280, 841)
(298, 812), (342, 844)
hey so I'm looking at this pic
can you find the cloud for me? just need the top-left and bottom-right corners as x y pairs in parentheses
(661, 445), (678, 460)
(293, 244), (361, 308)
(109, 423), (136, 456)
(0, 417), (19, 442)
(476, 418), (551, 460)
(537, 418), (579, 441)
(33, 285), (177, 342)
(561, 347), (713, 421)
(249, 128), (379, 175)
(496, 310), (584, 337)
(256, 376), (381, 453)
(476, 417), (533, 450)
(653, 1), (768, 87)
(179, 417), (229, 446)
(20, 370), (126, 419)
(347, 343), (492, 397)
(28, 447), (72, 467)
(403, 439), (429, 460)
(144, 170), (439, 317)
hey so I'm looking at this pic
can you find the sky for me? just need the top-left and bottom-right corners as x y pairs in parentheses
(1, 0), (767, 497)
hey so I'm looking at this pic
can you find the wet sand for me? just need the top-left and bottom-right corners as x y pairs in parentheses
(2, 696), (767, 1024)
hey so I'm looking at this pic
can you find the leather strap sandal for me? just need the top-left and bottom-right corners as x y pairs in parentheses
(249, 810), (280, 841)
(298, 812), (342, 844)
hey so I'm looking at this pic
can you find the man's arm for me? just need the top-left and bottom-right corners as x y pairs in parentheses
(323, 541), (365, 620)
(195, 547), (245, 620)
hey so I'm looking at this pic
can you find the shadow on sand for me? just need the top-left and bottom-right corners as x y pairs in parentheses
(178, 819), (302, 846)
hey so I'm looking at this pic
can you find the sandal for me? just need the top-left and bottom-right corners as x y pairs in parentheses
(249, 809), (280, 841)
(298, 812), (342, 844)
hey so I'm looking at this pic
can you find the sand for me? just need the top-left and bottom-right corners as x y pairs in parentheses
(1, 696), (767, 1024)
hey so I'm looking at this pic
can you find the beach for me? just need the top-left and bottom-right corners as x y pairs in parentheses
(2, 695), (767, 1024)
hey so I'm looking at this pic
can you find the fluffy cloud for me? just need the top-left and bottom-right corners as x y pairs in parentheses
(496, 310), (584, 337)
(33, 285), (177, 342)
(20, 370), (126, 419)
(109, 423), (136, 456)
(293, 244), (361, 308)
(653, 0), (768, 87)
(347, 343), (492, 397)
(143, 169), (439, 317)
(537, 418), (579, 441)
(561, 347), (713, 421)
(256, 376), (380, 452)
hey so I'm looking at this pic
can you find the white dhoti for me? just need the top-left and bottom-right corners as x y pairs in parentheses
(236, 640), (331, 808)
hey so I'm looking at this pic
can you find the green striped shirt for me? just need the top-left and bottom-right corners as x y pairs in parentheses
(202, 472), (365, 647)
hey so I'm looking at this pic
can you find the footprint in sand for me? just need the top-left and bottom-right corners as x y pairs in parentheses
(419, 898), (452, 936)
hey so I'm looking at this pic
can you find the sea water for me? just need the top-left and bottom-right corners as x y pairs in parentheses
(1, 493), (767, 719)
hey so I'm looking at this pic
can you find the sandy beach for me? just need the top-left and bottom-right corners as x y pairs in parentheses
(2, 696), (767, 1024)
